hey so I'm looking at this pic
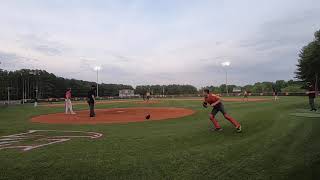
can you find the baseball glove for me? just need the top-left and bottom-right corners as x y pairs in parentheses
(202, 101), (208, 108)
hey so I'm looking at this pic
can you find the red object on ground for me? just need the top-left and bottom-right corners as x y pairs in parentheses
(145, 114), (151, 119)
(31, 107), (195, 124)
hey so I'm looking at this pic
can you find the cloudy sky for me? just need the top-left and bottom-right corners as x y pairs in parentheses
(0, 0), (319, 87)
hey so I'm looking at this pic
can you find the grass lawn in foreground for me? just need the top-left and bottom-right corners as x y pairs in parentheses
(0, 96), (319, 180)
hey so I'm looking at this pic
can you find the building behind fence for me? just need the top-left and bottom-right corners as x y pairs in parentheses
(119, 89), (136, 98)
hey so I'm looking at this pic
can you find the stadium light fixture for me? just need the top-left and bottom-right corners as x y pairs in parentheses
(221, 61), (231, 67)
(94, 66), (101, 71)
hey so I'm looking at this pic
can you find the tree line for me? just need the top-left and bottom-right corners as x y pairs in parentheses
(201, 80), (304, 94)
(0, 69), (133, 100)
(0, 68), (306, 101)
(0, 69), (199, 100)
(135, 84), (198, 95)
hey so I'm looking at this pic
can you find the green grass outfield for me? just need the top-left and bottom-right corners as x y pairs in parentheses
(0, 97), (319, 180)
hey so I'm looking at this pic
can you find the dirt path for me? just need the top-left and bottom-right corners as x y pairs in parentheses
(31, 107), (195, 124)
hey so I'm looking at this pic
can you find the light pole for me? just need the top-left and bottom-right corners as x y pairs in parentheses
(21, 73), (24, 104)
(162, 85), (165, 97)
(221, 61), (231, 96)
(0, 61), (11, 104)
(316, 73), (319, 97)
(7, 87), (11, 105)
(20, 72), (27, 104)
(94, 66), (101, 97)
(0, 62), (1, 103)
(29, 70), (39, 106)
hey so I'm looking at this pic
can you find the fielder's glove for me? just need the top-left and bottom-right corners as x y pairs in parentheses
(202, 102), (208, 108)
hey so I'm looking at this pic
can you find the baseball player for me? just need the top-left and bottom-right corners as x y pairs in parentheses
(34, 98), (38, 107)
(203, 89), (242, 132)
(65, 88), (76, 114)
(87, 85), (97, 117)
(306, 82), (317, 111)
(243, 90), (249, 102)
(146, 92), (151, 101)
(34, 89), (38, 107)
(272, 87), (279, 101)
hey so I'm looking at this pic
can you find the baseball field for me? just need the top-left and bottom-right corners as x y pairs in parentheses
(0, 96), (319, 180)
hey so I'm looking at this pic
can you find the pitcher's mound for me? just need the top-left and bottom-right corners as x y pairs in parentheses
(31, 107), (195, 124)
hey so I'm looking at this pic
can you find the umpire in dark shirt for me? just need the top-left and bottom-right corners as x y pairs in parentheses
(88, 85), (97, 117)
(307, 82), (317, 111)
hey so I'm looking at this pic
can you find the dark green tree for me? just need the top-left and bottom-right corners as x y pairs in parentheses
(296, 30), (320, 88)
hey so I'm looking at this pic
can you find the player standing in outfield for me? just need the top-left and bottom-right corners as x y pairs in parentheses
(306, 82), (317, 111)
(243, 90), (249, 102)
(146, 92), (151, 101)
(34, 97), (38, 107)
(272, 87), (279, 101)
(87, 85), (97, 117)
(34, 89), (38, 107)
(203, 89), (242, 132)
(65, 88), (76, 114)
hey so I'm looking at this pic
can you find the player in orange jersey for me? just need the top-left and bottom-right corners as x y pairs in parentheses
(203, 89), (241, 132)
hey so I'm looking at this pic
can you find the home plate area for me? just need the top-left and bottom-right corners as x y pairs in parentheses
(0, 130), (103, 152)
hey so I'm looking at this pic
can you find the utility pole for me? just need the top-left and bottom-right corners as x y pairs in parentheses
(221, 61), (231, 96)
(24, 79), (27, 102)
(35, 71), (39, 106)
(97, 68), (99, 97)
(162, 85), (165, 97)
(316, 73), (319, 97)
(21, 73), (25, 104)
(22, 77), (25, 104)
(0, 61), (2, 102)
(7, 87), (10, 105)
(225, 70), (228, 96)
(29, 70), (39, 106)
(27, 76), (30, 99)
(94, 66), (101, 98)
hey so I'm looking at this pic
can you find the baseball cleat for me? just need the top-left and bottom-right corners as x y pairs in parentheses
(236, 126), (242, 133)
(210, 128), (223, 132)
